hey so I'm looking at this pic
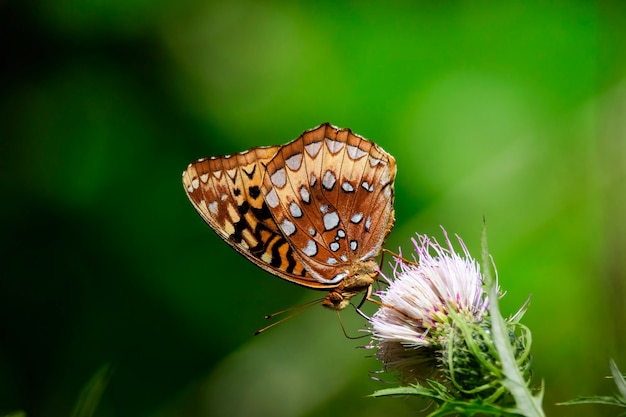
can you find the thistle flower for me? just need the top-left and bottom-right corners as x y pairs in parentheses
(369, 229), (533, 409)
(370, 230), (489, 382)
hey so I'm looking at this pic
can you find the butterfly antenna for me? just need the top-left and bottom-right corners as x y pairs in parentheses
(261, 297), (320, 319)
(254, 311), (305, 336)
(254, 298), (322, 336)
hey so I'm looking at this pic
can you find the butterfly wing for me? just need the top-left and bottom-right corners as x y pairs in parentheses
(182, 147), (335, 289)
(262, 123), (396, 286)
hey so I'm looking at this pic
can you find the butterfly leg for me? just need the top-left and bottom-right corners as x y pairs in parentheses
(381, 248), (419, 268)
(336, 311), (369, 340)
(352, 284), (374, 320)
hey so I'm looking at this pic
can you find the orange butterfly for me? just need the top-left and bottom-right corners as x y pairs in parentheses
(182, 123), (396, 310)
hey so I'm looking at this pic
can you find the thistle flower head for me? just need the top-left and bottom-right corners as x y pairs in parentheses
(371, 230), (488, 346)
(369, 228), (536, 413)
(369, 229), (490, 383)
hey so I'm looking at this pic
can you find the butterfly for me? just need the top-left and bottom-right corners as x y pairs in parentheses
(182, 123), (396, 310)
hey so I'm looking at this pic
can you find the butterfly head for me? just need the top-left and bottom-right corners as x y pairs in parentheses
(321, 260), (379, 310)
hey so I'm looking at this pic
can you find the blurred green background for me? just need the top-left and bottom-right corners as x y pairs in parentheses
(2, 1), (625, 416)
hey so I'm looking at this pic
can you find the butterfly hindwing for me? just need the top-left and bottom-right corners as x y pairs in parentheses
(183, 146), (331, 288)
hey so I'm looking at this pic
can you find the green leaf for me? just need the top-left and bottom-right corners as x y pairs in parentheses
(371, 384), (526, 416)
(509, 296), (531, 324)
(559, 360), (626, 410)
(559, 396), (625, 406)
(371, 380), (455, 402)
(71, 362), (114, 417)
(610, 359), (626, 403)
(371, 384), (445, 401)
(1, 412), (27, 417)
(426, 400), (524, 417)
(481, 221), (545, 417)
(371, 386), (427, 396)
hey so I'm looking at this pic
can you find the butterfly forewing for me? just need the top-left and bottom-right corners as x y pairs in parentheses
(261, 124), (397, 285)
(183, 147), (329, 288)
